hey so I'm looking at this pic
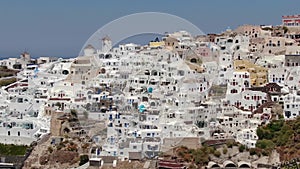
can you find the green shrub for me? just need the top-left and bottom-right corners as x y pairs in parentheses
(267, 120), (284, 132)
(238, 145), (246, 152)
(226, 140), (234, 148)
(0, 143), (29, 156)
(222, 147), (228, 154)
(249, 148), (257, 156)
(213, 150), (221, 157)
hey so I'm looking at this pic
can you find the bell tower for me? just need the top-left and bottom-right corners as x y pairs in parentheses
(102, 36), (112, 53)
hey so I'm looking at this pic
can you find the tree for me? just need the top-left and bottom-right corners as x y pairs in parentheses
(256, 127), (264, 139)
(257, 128), (273, 140)
(239, 145), (246, 152)
(256, 139), (275, 149)
(192, 148), (209, 165)
(256, 117), (300, 159)
(267, 120), (284, 132)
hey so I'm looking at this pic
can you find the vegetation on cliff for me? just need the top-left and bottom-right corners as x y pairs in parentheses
(256, 117), (300, 161)
(0, 143), (29, 156)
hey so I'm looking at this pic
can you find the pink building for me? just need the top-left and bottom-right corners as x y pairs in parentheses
(195, 47), (210, 57)
(195, 43), (212, 57)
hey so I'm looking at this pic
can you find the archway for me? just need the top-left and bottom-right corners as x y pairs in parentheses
(62, 70), (69, 75)
(190, 58), (197, 63)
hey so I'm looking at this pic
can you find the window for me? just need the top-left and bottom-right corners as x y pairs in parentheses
(133, 146), (137, 149)
(231, 89), (238, 93)
(285, 111), (291, 118)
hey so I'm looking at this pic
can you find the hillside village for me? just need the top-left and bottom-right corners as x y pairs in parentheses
(0, 15), (300, 168)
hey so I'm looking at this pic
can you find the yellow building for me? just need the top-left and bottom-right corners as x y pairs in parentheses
(234, 60), (268, 87)
(149, 41), (165, 47)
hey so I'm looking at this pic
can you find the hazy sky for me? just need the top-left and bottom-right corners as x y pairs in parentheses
(0, 0), (299, 58)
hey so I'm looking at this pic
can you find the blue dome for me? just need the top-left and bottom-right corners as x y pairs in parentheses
(148, 87), (153, 93)
(138, 104), (146, 112)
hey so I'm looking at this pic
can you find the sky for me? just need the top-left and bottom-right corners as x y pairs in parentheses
(0, 0), (299, 58)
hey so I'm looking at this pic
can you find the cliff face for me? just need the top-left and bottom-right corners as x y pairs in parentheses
(38, 150), (79, 166)
(23, 111), (93, 169)
(23, 134), (92, 169)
